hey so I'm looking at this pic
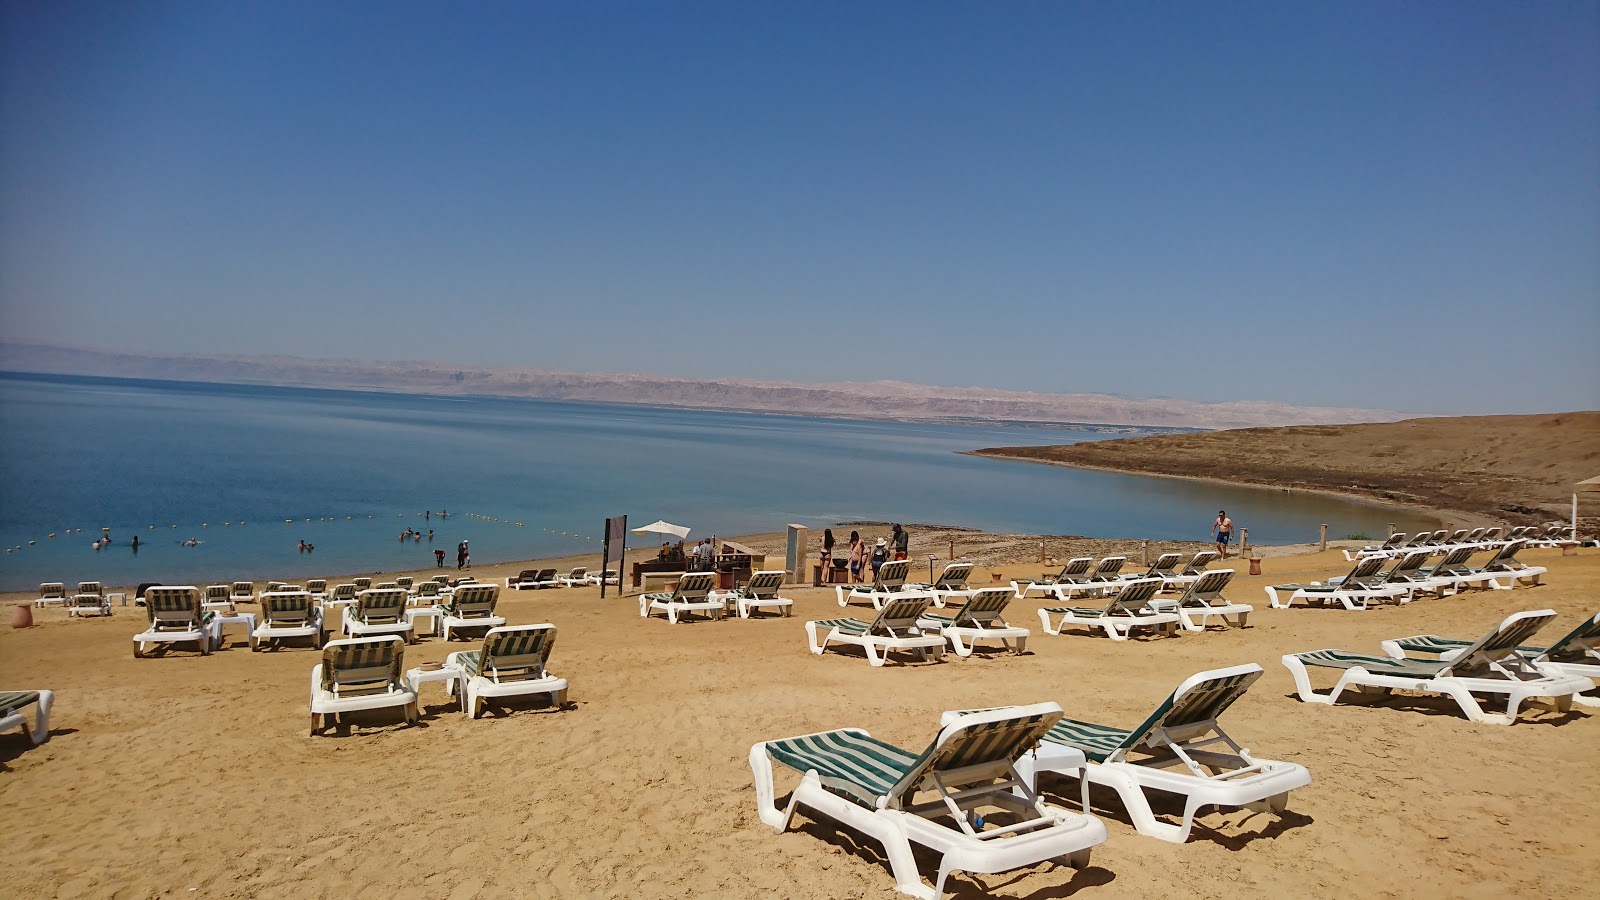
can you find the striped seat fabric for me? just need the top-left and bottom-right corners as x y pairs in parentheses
(396, 577), (414, 589)
(329, 584), (358, 602)
(738, 571), (785, 599)
(352, 589), (408, 624)
(445, 584), (500, 618)
(471, 626), (556, 680)
(1293, 649), (1446, 676)
(642, 571), (716, 604)
(78, 582), (104, 597)
(808, 618), (869, 636)
(934, 564), (973, 590)
(206, 585), (233, 603)
(306, 579), (327, 593)
(39, 583), (66, 599)
(0, 691), (40, 716)
(144, 587), (207, 628)
(922, 587), (1011, 628)
(262, 591), (313, 624)
(1042, 578), (1161, 618)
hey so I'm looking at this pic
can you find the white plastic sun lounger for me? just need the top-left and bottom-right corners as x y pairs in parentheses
(836, 560), (928, 609)
(554, 567), (588, 587)
(1376, 549), (1458, 598)
(1155, 569), (1251, 632)
(68, 590), (112, 617)
(1343, 533), (1407, 561)
(1282, 609), (1594, 724)
(1163, 551), (1220, 590)
(251, 590), (326, 651)
(305, 579), (328, 601)
(731, 570), (793, 619)
(915, 563), (976, 608)
(917, 587), (1029, 657)
(1037, 578), (1178, 641)
(0, 690), (54, 746)
(1464, 540), (1547, 589)
(308, 636), (417, 735)
(229, 581), (255, 604)
(944, 664), (1311, 844)
(640, 571), (722, 624)
(133, 586), (219, 657)
(443, 624), (569, 718)
(806, 596), (946, 667)
(584, 569), (620, 587)
(439, 584), (507, 640)
(34, 583), (68, 608)
(750, 703), (1107, 899)
(1118, 553), (1182, 586)
(341, 588), (415, 643)
(1011, 557), (1093, 600)
(1381, 611), (1600, 706)
(202, 584), (236, 613)
(1263, 556), (1408, 611)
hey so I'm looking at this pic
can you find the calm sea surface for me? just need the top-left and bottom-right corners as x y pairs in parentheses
(0, 373), (1435, 590)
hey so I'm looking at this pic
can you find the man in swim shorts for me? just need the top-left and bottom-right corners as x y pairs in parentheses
(1212, 510), (1234, 559)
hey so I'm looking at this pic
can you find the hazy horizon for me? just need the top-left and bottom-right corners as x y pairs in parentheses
(2, 3), (1596, 416)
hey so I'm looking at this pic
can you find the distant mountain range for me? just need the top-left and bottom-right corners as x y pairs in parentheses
(0, 341), (1403, 429)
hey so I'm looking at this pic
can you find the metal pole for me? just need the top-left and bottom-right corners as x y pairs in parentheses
(1574, 493), (1579, 541)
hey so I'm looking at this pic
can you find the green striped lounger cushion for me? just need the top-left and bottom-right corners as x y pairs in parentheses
(920, 613), (956, 626)
(811, 618), (870, 636)
(1294, 650), (1446, 676)
(766, 729), (920, 808)
(1393, 635), (1548, 656)
(1040, 607), (1108, 618)
(455, 650), (485, 677)
(1043, 718), (1132, 763)
(0, 691), (40, 716)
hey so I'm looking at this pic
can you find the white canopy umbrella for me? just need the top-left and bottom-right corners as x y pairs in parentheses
(633, 520), (691, 540)
(1573, 476), (1600, 541)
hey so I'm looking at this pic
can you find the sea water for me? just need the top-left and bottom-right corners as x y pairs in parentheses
(0, 372), (1435, 590)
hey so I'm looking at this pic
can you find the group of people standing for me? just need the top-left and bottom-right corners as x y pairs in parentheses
(821, 523), (909, 584)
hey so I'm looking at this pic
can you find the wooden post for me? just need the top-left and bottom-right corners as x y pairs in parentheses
(1240, 528), (1249, 558)
(1038, 542), (1045, 563)
(1388, 523), (1396, 537)
(1140, 540), (1148, 566)
(1319, 524), (1328, 553)
(949, 539), (955, 563)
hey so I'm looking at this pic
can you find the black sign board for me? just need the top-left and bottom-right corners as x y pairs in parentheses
(601, 515), (627, 598)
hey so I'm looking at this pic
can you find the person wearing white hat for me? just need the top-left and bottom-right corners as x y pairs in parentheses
(870, 537), (889, 580)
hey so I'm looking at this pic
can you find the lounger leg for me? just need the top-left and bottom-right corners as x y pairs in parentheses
(747, 743), (801, 833)
(865, 640), (887, 667)
(948, 633), (972, 658)
(27, 691), (53, 745)
(804, 622), (828, 656)
(835, 586), (849, 607)
(1036, 609), (1062, 636)
(1010, 635), (1027, 655)
(1095, 768), (1192, 843)
(1437, 682), (1510, 725)
(1281, 656), (1341, 705)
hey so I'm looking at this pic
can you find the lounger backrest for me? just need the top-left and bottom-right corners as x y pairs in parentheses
(1540, 611), (1600, 662)
(353, 577), (372, 589)
(1108, 664), (1264, 760)
(432, 574), (450, 584)
(78, 581), (103, 597)
(1481, 539), (1527, 570)
(1481, 527), (1502, 541)
(1177, 569), (1233, 607)
(396, 577), (414, 589)
(1435, 546), (1475, 569)
(232, 581), (253, 596)
(871, 596), (932, 635)
(1446, 530), (1468, 543)
(481, 624), (557, 678)
(354, 588), (407, 623)
(330, 583), (357, 601)
(1181, 551), (1218, 575)
(934, 563), (973, 589)
(39, 583), (66, 599)
(72, 593), (104, 610)
(1145, 553), (1182, 577)
(1108, 578), (1161, 613)
(874, 559), (911, 590)
(1380, 534), (1406, 549)
(321, 637), (404, 696)
(1057, 557), (1094, 579)
(267, 582), (287, 592)
(952, 588), (1012, 627)
(306, 579), (327, 593)
(375, 582), (399, 590)
(1386, 550), (1432, 578)
(262, 591), (313, 625)
(535, 568), (557, 581)
(741, 570), (785, 599)
(1465, 528), (1485, 542)
(885, 703), (1065, 809)
(446, 584), (499, 617)
(1403, 534), (1429, 548)
(1347, 555), (1389, 582)
(206, 584), (232, 602)
(144, 586), (202, 627)
(671, 571), (717, 601)
(1441, 609), (1558, 676)
(1092, 557), (1126, 579)
(414, 580), (441, 597)
(567, 567), (587, 579)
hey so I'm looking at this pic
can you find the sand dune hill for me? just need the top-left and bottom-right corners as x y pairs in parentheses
(975, 413), (1600, 524)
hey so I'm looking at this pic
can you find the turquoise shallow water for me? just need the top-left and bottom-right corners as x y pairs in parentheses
(0, 372), (1435, 590)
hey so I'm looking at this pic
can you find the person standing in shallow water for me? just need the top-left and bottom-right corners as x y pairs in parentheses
(457, 541), (468, 569)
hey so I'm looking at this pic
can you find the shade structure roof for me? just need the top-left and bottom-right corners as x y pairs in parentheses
(632, 520), (691, 539)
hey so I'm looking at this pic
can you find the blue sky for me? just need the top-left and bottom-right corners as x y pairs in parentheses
(2, 2), (1595, 415)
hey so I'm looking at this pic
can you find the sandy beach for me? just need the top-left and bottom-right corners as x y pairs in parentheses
(3, 533), (1598, 899)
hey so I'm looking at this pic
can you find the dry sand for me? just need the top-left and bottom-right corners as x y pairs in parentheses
(973, 412), (1600, 529)
(3, 541), (1599, 899)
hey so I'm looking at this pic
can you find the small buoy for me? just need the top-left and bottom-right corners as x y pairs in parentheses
(28, 539), (36, 545)
(202, 523), (208, 527)
(49, 533), (56, 538)
(102, 527), (110, 532)
(172, 525), (178, 528)
(285, 519), (293, 524)
(149, 525), (155, 530)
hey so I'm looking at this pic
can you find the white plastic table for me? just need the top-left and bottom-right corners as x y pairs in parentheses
(405, 664), (464, 701)
(211, 612), (257, 650)
(406, 606), (444, 638)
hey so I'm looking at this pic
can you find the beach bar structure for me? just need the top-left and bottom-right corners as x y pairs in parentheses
(1576, 476), (1600, 540)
